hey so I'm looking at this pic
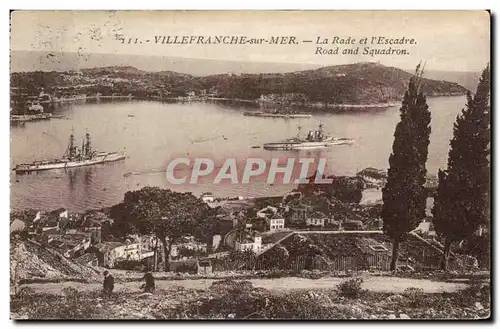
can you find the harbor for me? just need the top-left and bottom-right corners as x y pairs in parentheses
(8, 10), (491, 322)
(10, 96), (466, 211)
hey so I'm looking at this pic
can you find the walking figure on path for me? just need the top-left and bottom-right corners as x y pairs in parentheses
(103, 270), (114, 295)
(142, 271), (155, 293)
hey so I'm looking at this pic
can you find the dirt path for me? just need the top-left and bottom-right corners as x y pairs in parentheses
(22, 275), (468, 295)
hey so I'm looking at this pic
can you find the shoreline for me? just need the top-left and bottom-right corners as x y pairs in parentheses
(137, 93), (465, 111)
(12, 93), (466, 116)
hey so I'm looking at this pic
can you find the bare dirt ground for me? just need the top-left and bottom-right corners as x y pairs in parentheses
(21, 275), (468, 295)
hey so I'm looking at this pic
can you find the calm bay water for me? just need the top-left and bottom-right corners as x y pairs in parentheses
(10, 96), (465, 212)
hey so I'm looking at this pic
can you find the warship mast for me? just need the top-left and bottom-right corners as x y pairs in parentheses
(68, 130), (76, 160)
(85, 131), (92, 157)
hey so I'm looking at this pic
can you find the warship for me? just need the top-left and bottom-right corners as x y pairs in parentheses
(14, 132), (125, 173)
(263, 124), (354, 150)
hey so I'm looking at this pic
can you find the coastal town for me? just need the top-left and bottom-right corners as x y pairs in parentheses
(10, 167), (480, 277)
(10, 163), (490, 319)
(9, 11), (491, 321)
(9, 68), (491, 319)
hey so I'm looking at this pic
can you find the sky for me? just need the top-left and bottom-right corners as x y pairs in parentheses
(10, 10), (490, 72)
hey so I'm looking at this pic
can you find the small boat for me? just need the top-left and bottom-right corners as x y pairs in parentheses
(10, 101), (52, 122)
(243, 111), (312, 119)
(10, 113), (52, 122)
(252, 145), (261, 149)
(128, 115), (135, 117)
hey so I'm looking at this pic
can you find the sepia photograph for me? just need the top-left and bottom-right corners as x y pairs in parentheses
(8, 10), (491, 320)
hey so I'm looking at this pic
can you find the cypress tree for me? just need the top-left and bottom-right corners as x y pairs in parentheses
(382, 64), (431, 271)
(433, 65), (490, 270)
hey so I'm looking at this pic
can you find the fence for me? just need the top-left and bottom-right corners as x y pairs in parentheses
(211, 253), (393, 273)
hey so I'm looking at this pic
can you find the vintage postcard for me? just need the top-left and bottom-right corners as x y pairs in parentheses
(9, 10), (490, 320)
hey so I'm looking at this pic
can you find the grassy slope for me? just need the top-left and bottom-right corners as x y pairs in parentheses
(10, 238), (100, 284)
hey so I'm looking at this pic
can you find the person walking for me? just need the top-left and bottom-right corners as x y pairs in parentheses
(142, 271), (155, 293)
(103, 270), (114, 295)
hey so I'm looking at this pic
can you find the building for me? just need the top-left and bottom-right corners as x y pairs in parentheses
(197, 259), (213, 275)
(94, 240), (155, 268)
(256, 206), (278, 219)
(413, 221), (432, 235)
(288, 203), (312, 226)
(48, 232), (92, 258)
(325, 218), (342, 230)
(343, 219), (364, 231)
(50, 208), (69, 220)
(170, 236), (208, 259)
(41, 217), (60, 232)
(268, 217), (285, 231)
(257, 205), (286, 231)
(201, 192), (215, 203)
(304, 211), (327, 228)
(235, 234), (262, 253)
(212, 235), (222, 250)
(306, 216), (325, 227)
(80, 215), (105, 245)
(139, 235), (159, 252)
(93, 242), (124, 268)
(356, 167), (388, 187)
(39, 208), (70, 232)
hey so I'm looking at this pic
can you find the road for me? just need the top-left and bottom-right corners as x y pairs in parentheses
(22, 275), (468, 295)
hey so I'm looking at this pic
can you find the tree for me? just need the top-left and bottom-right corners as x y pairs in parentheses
(433, 65), (490, 270)
(296, 175), (364, 204)
(121, 187), (214, 271)
(260, 244), (289, 269)
(382, 64), (431, 271)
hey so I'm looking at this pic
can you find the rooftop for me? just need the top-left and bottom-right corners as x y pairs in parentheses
(75, 253), (98, 265)
(95, 242), (124, 253)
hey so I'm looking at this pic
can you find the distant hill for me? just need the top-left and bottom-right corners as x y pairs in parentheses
(415, 70), (481, 92)
(199, 62), (467, 105)
(10, 50), (321, 76)
(10, 62), (468, 107)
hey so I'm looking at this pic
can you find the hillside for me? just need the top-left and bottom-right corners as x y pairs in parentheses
(10, 238), (100, 285)
(417, 70), (481, 92)
(10, 62), (467, 107)
(201, 63), (467, 105)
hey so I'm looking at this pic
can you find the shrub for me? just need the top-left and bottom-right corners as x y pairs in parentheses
(114, 259), (143, 271)
(402, 287), (425, 308)
(210, 279), (254, 294)
(336, 277), (364, 298)
(180, 285), (356, 319)
(174, 263), (197, 274)
(196, 280), (267, 318)
(455, 279), (490, 307)
(11, 287), (99, 319)
(265, 269), (286, 278)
